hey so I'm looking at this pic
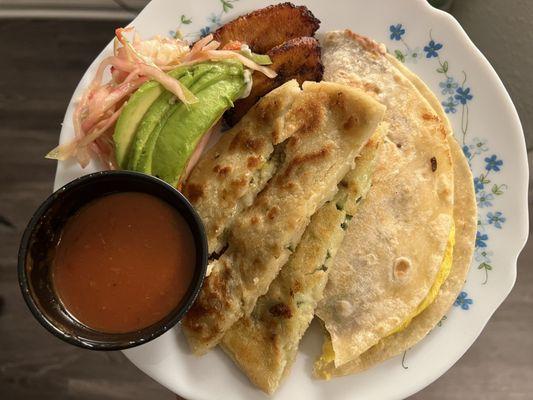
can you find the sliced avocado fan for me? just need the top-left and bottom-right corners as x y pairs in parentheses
(128, 68), (198, 171)
(114, 60), (246, 186)
(151, 61), (245, 186)
(132, 61), (239, 175)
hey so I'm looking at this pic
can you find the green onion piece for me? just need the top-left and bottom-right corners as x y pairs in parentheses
(238, 51), (272, 66)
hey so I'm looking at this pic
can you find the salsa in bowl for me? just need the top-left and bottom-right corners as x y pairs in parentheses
(18, 171), (207, 350)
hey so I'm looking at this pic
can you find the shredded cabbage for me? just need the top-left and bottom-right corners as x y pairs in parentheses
(46, 28), (276, 168)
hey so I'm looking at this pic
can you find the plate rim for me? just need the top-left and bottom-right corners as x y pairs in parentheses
(53, 0), (529, 398)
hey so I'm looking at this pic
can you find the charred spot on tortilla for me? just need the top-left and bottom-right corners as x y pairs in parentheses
(184, 182), (204, 202)
(431, 156), (438, 172)
(269, 303), (293, 319)
(228, 132), (267, 153)
(422, 112), (439, 121)
(213, 164), (232, 178)
(267, 206), (280, 220)
(343, 116), (357, 131)
(247, 156), (261, 168)
(278, 145), (333, 182)
(393, 257), (413, 281)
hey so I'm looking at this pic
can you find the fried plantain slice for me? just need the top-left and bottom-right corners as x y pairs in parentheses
(226, 36), (323, 126)
(212, 2), (320, 54)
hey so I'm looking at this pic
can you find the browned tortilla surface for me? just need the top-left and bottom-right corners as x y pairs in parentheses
(182, 80), (385, 355)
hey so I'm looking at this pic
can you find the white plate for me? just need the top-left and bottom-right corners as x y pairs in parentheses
(54, 0), (529, 399)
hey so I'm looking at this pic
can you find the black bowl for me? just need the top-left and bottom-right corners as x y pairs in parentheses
(18, 170), (207, 350)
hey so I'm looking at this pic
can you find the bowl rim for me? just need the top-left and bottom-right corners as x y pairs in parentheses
(18, 170), (208, 351)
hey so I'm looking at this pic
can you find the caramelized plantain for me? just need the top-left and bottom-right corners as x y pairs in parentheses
(212, 2), (320, 54)
(226, 37), (323, 126)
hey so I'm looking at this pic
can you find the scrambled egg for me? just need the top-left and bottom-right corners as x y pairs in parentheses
(388, 222), (455, 335)
(316, 335), (336, 378)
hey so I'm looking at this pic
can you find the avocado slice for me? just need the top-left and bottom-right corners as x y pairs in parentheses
(131, 62), (228, 173)
(128, 71), (195, 171)
(113, 68), (188, 168)
(127, 91), (174, 171)
(113, 81), (160, 168)
(132, 98), (176, 174)
(151, 61), (245, 185)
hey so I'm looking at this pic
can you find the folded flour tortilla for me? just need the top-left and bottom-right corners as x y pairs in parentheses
(314, 51), (477, 378)
(221, 128), (384, 393)
(314, 30), (455, 368)
(182, 80), (386, 355)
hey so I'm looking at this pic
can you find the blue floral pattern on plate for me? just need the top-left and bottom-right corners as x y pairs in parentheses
(169, 0), (238, 39)
(423, 40), (443, 58)
(454, 291), (474, 310)
(389, 24), (507, 288)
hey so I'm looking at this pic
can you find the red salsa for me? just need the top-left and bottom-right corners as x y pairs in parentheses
(52, 192), (195, 333)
